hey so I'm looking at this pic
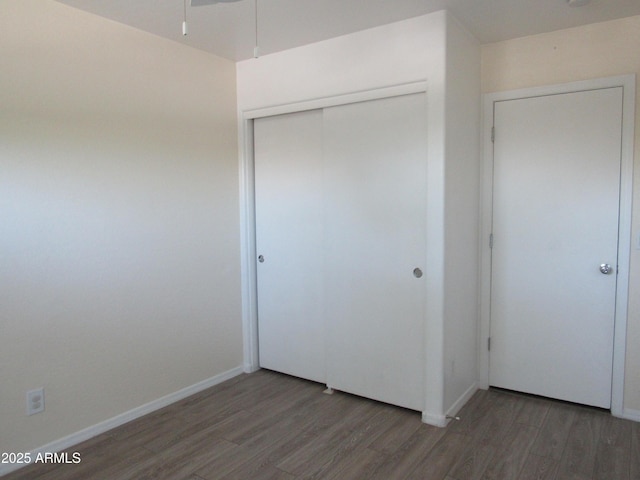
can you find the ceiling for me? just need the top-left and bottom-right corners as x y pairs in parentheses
(55, 0), (640, 61)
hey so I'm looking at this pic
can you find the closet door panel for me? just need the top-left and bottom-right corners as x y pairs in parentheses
(324, 93), (427, 410)
(254, 110), (325, 383)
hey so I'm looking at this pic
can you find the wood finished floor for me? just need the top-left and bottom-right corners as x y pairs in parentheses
(5, 369), (639, 480)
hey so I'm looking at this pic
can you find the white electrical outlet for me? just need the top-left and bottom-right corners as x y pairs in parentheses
(26, 388), (45, 416)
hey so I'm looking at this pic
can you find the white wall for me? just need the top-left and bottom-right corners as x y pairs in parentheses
(236, 13), (445, 111)
(443, 18), (481, 413)
(481, 15), (640, 418)
(0, 0), (242, 457)
(237, 10), (480, 424)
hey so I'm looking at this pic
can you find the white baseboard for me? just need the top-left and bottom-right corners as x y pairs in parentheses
(421, 382), (479, 428)
(243, 362), (261, 374)
(421, 411), (448, 427)
(446, 382), (479, 420)
(0, 366), (244, 477)
(619, 407), (640, 423)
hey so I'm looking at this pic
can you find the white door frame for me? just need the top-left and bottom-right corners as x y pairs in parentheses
(479, 74), (635, 418)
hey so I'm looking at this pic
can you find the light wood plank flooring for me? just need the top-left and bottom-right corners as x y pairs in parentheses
(4, 370), (639, 480)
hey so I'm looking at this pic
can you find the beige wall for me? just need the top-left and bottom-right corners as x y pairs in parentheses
(0, 0), (242, 455)
(482, 15), (640, 413)
(2, 0), (636, 459)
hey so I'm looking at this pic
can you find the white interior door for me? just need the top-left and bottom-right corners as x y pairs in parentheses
(490, 88), (623, 408)
(254, 109), (325, 383)
(324, 93), (427, 411)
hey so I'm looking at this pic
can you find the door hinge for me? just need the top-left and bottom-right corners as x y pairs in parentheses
(491, 126), (495, 143)
(488, 337), (491, 351)
(489, 233), (494, 249)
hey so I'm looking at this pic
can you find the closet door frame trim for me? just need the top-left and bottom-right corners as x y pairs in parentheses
(238, 81), (428, 375)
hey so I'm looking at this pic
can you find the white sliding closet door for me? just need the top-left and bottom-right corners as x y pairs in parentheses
(324, 93), (428, 411)
(254, 110), (325, 383)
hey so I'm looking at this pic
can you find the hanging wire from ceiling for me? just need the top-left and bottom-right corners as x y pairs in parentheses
(253, 0), (260, 58)
(182, 0), (188, 35)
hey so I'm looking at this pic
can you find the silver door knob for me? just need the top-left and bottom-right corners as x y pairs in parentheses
(599, 264), (613, 274)
(413, 268), (423, 278)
